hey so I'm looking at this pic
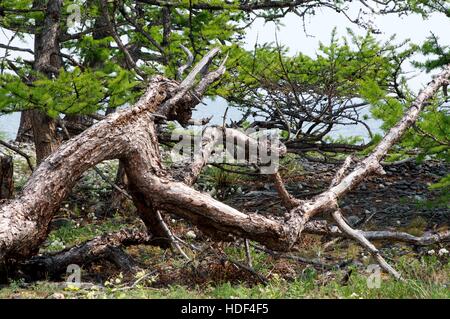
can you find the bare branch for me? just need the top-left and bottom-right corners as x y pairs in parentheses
(0, 139), (34, 172)
(177, 44), (194, 80)
(272, 172), (300, 209)
(332, 209), (402, 280)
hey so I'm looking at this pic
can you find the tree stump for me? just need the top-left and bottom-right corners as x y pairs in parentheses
(0, 155), (13, 199)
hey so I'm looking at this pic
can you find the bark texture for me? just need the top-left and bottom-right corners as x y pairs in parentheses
(23, 229), (152, 278)
(31, 0), (63, 164)
(16, 110), (34, 143)
(0, 55), (448, 274)
(0, 156), (13, 200)
(0, 48), (226, 262)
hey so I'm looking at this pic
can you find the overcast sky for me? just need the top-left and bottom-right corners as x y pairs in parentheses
(1, 4), (449, 138)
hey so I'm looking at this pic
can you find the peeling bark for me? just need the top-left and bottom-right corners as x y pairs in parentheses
(0, 49), (226, 262)
(0, 56), (448, 276)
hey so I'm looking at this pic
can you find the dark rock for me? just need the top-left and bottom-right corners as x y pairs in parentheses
(50, 218), (72, 230)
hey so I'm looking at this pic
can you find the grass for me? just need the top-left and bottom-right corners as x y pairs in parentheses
(1, 263), (448, 299)
(0, 156), (448, 299)
(43, 214), (131, 252)
(0, 217), (448, 299)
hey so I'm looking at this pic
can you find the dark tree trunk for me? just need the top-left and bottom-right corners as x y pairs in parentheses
(31, 0), (63, 164)
(15, 110), (34, 143)
(63, 114), (94, 137)
(31, 110), (59, 165)
(0, 155), (13, 199)
(108, 160), (129, 214)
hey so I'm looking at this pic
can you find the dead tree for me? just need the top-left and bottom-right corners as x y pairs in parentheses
(0, 49), (449, 279)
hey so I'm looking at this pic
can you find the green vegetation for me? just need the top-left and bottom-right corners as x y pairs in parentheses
(0, 0), (449, 300)
(1, 251), (448, 299)
(44, 214), (129, 252)
(0, 215), (447, 299)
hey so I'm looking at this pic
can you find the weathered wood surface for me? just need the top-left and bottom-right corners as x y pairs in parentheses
(0, 52), (448, 276)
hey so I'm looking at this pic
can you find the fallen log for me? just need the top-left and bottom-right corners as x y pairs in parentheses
(0, 48), (226, 262)
(22, 229), (152, 279)
(304, 220), (450, 246)
(0, 51), (448, 280)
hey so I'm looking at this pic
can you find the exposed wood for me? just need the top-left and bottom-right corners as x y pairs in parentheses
(329, 155), (354, 188)
(332, 210), (402, 280)
(303, 220), (450, 245)
(177, 44), (194, 80)
(0, 49), (226, 262)
(272, 172), (300, 209)
(155, 211), (190, 260)
(285, 64), (450, 242)
(0, 57), (449, 281)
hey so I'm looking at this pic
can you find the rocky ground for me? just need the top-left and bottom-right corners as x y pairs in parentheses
(224, 158), (449, 231)
(2, 139), (448, 231)
(2, 140), (448, 232)
(0, 141), (449, 298)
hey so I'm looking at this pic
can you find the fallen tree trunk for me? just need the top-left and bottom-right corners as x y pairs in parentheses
(22, 229), (152, 279)
(0, 52), (449, 275)
(0, 48), (225, 262)
(0, 77), (190, 262)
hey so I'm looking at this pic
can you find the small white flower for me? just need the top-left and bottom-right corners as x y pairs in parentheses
(208, 188), (217, 196)
(427, 249), (435, 255)
(186, 230), (197, 240)
(438, 248), (448, 257)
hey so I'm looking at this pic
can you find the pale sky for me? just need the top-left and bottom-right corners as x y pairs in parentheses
(243, 8), (450, 91)
(195, 7), (450, 129)
(1, 4), (449, 138)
